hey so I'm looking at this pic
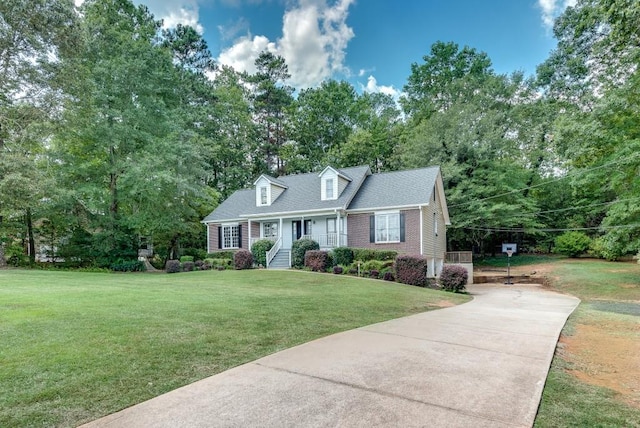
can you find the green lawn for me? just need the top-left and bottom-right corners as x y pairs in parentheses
(0, 269), (469, 427)
(534, 259), (640, 427)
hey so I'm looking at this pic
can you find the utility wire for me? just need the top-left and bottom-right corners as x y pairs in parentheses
(447, 153), (640, 210)
(462, 223), (640, 233)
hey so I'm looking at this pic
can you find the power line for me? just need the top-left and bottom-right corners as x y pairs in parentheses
(461, 223), (640, 233)
(447, 153), (640, 210)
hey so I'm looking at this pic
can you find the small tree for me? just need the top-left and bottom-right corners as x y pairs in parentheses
(251, 239), (274, 267)
(554, 232), (591, 257)
(291, 238), (319, 268)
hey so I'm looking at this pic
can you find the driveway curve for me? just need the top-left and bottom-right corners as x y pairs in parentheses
(82, 284), (579, 428)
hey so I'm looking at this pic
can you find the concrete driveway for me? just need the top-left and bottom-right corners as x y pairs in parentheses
(81, 284), (579, 428)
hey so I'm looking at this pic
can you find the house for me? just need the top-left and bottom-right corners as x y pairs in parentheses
(202, 165), (450, 276)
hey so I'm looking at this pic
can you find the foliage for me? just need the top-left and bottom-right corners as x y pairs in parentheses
(233, 249), (253, 270)
(207, 251), (235, 260)
(165, 260), (180, 273)
(361, 260), (386, 272)
(182, 261), (195, 272)
(180, 248), (208, 262)
(438, 265), (468, 292)
(395, 255), (429, 287)
(332, 247), (354, 266)
(333, 265), (343, 274)
(110, 259), (145, 272)
(251, 239), (274, 267)
(179, 256), (194, 263)
(383, 271), (395, 281)
(291, 238), (319, 268)
(352, 248), (397, 262)
(304, 250), (329, 272)
(554, 232), (592, 257)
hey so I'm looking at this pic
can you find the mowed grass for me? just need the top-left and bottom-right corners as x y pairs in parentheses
(534, 259), (640, 427)
(0, 269), (470, 427)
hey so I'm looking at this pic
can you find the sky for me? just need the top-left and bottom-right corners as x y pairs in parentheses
(78, 0), (578, 97)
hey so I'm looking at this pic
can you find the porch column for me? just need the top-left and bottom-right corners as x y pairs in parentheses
(248, 219), (252, 245)
(279, 217), (283, 240)
(336, 211), (341, 247)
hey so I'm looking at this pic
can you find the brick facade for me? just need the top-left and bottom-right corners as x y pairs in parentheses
(347, 209), (421, 255)
(208, 222), (249, 253)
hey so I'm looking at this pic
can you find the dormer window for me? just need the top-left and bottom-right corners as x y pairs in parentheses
(260, 186), (268, 205)
(325, 178), (334, 199)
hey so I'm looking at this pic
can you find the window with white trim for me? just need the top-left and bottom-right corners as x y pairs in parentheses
(222, 225), (240, 249)
(325, 178), (334, 199)
(263, 222), (278, 239)
(260, 186), (268, 205)
(375, 212), (400, 243)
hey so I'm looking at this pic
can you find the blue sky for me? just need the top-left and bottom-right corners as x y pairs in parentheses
(97, 0), (578, 96)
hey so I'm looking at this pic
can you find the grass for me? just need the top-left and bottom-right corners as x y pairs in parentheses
(0, 269), (470, 427)
(534, 259), (640, 427)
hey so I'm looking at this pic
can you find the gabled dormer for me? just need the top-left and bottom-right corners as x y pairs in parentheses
(319, 166), (352, 201)
(254, 174), (288, 207)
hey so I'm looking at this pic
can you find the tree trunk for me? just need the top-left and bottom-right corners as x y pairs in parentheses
(26, 207), (35, 264)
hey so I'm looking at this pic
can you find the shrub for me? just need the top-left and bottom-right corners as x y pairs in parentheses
(333, 265), (344, 274)
(195, 260), (211, 270)
(207, 251), (234, 260)
(352, 248), (397, 262)
(182, 261), (195, 272)
(234, 250), (253, 270)
(179, 255), (194, 263)
(332, 247), (354, 267)
(439, 265), (468, 293)
(554, 231), (592, 257)
(251, 239), (274, 267)
(110, 259), (145, 272)
(305, 250), (329, 272)
(166, 260), (181, 273)
(292, 238), (319, 268)
(180, 248), (207, 262)
(396, 255), (429, 286)
(383, 271), (395, 281)
(362, 260), (385, 272)
(369, 270), (380, 279)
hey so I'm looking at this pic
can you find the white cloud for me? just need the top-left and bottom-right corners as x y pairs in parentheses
(217, 0), (356, 89)
(362, 75), (400, 98)
(538, 0), (577, 30)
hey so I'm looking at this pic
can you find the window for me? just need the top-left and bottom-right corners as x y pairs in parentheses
(263, 222), (278, 239)
(327, 218), (336, 234)
(325, 178), (334, 199)
(222, 225), (240, 249)
(260, 186), (268, 205)
(375, 212), (400, 243)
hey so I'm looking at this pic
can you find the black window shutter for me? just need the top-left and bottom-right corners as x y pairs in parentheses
(238, 225), (243, 248)
(218, 226), (222, 249)
(400, 213), (406, 242)
(369, 215), (375, 243)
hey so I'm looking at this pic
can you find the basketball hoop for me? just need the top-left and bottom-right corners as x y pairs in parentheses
(506, 250), (513, 258)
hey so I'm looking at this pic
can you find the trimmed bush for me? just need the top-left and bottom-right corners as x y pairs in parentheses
(439, 265), (468, 293)
(195, 260), (211, 270)
(362, 260), (385, 272)
(207, 251), (235, 260)
(166, 260), (181, 273)
(234, 250), (253, 270)
(304, 250), (329, 272)
(369, 270), (380, 279)
(182, 261), (195, 272)
(383, 271), (395, 281)
(110, 259), (145, 272)
(179, 255), (194, 263)
(554, 231), (591, 257)
(251, 239), (274, 267)
(292, 238), (319, 268)
(352, 248), (397, 262)
(333, 265), (344, 274)
(332, 247), (354, 267)
(396, 255), (428, 286)
(180, 248), (207, 262)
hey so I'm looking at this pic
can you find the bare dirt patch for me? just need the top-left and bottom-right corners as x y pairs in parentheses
(560, 320), (640, 408)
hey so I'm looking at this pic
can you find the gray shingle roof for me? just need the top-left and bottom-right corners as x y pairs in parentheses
(203, 165), (371, 222)
(347, 166), (441, 210)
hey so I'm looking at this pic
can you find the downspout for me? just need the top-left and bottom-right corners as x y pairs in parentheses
(419, 205), (424, 256)
(248, 219), (252, 247)
(206, 223), (211, 254)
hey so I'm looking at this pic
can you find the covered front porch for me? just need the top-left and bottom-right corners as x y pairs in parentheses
(247, 212), (347, 268)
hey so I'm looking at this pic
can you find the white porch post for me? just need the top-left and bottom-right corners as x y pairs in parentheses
(336, 211), (341, 247)
(248, 219), (252, 246)
(279, 217), (283, 240)
(419, 205), (424, 256)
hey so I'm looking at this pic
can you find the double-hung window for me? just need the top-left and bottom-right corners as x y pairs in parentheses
(375, 212), (400, 243)
(263, 222), (278, 239)
(260, 186), (268, 205)
(325, 178), (334, 199)
(222, 225), (240, 249)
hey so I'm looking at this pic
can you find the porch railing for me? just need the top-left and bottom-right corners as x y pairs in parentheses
(265, 237), (282, 269)
(300, 233), (347, 248)
(445, 251), (473, 264)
